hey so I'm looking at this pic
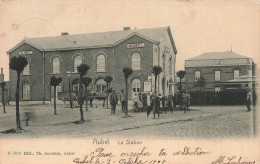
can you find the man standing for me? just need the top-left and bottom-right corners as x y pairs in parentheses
(120, 89), (126, 113)
(167, 92), (174, 113)
(246, 89), (252, 112)
(110, 89), (118, 114)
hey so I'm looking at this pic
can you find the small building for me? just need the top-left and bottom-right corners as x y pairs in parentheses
(185, 51), (255, 92)
(7, 26), (177, 103)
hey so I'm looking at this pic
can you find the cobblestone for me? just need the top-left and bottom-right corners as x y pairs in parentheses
(0, 104), (255, 138)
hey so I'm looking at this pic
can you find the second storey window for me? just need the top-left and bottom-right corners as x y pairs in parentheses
(22, 59), (30, 75)
(162, 54), (166, 71)
(215, 71), (220, 81)
(234, 70), (239, 79)
(74, 56), (83, 72)
(96, 55), (106, 72)
(169, 56), (172, 74)
(52, 57), (60, 74)
(195, 71), (200, 81)
(132, 53), (141, 70)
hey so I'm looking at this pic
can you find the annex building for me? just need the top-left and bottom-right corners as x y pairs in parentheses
(185, 51), (256, 92)
(7, 27), (177, 103)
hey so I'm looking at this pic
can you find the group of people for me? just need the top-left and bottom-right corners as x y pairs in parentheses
(108, 88), (192, 118)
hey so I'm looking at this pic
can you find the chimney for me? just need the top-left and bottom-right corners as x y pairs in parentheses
(123, 27), (131, 31)
(61, 32), (69, 36)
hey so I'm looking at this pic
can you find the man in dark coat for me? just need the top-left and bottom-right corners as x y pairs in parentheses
(120, 89), (126, 113)
(110, 89), (118, 114)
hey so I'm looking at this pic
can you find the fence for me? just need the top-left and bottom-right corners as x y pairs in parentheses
(177, 90), (256, 106)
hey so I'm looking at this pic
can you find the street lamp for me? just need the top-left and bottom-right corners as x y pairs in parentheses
(66, 71), (73, 109)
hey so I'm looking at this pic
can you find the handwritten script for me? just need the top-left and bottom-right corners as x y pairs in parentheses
(72, 146), (211, 164)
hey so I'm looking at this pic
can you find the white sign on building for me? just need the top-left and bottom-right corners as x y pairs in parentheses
(144, 81), (152, 92)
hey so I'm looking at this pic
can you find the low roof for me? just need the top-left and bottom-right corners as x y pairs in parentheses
(187, 51), (249, 60)
(7, 26), (177, 54)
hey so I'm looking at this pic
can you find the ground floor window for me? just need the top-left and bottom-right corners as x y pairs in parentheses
(96, 79), (106, 93)
(215, 87), (221, 92)
(22, 82), (30, 99)
(72, 78), (85, 91)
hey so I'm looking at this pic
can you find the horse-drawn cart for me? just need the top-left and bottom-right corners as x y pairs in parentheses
(58, 91), (106, 107)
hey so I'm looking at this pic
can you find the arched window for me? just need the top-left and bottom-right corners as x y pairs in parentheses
(169, 56), (172, 74)
(22, 59), (30, 75)
(74, 56), (83, 72)
(22, 82), (30, 99)
(52, 57), (60, 74)
(96, 55), (106, 72)
(131, 53), (141, 70)
(96, 79), (106, 93)
(162, 54), (166, 71)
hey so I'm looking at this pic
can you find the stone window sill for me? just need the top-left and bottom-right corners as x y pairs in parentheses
(21, 74), (31, 76)
(50, 73), (61, 75)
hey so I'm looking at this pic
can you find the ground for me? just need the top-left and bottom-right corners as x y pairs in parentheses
(0, 102), (256, 138)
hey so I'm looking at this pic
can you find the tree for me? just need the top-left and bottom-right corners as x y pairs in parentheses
(0, 82), (6, 113)
(122, 67), (133, 117)
(152, 66), (163, 94)
(9, 56), (28, 130)
(195, 75), (207, 91)
(82, 77), (92, 111)
(50, 76), (62, 115)
(77, 64), (90, 122)
(176, 70), (186, 92)
(104, 76), (113, 109)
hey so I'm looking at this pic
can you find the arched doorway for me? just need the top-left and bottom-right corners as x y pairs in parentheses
(132, 79), (141, 98)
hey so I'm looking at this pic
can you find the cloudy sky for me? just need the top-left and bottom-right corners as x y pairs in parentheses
(0, 0), (259, 80)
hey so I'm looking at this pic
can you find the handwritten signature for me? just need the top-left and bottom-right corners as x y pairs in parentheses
(212, 156), (256, 164)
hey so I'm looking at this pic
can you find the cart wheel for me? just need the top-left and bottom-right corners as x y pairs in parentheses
(72, 100), (78, 107)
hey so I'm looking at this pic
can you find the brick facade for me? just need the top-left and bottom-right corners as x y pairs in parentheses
(185, 52), (254, 91)
(8, 27), (177, 102)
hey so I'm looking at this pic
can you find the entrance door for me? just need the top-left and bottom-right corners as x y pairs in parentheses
(132, 79), (141, 99)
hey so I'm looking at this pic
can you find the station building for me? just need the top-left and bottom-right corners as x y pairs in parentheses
(7, 26), (177, 103)
(185, 51), (256, 92)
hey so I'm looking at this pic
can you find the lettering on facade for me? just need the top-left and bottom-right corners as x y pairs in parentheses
(19, 50), (33, 55)
(127, 43), (145, 48)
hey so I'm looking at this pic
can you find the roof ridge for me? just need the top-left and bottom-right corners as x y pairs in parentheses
(25, 26), (168, 40)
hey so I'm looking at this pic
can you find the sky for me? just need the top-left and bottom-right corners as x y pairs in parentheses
(0, 0), (259, 81)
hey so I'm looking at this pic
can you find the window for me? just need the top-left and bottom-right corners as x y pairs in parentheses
(234, 70), (239, 79)
(215, 87), (221, 92)
(72, 78), (85, 91)
(215, 71), (220, 81)
(162, 54), (166, 71)
(169, 56), (172, 74)
(195, 71), (200, 81)
(74, 56), (83, 72)
(22, 59), (30, 75)
(22, 82), (30, 99)
(131, 53), (141, 70)
(96, 79), (107, 93)
(52, 57), (60, 74)
(96, 55), (106, 72)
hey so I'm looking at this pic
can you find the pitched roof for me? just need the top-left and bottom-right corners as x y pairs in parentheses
(7, 26), (177, 54)
(187, 51), (249, 60)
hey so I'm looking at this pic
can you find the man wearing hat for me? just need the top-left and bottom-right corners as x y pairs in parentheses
(110, 89), (118, 114)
